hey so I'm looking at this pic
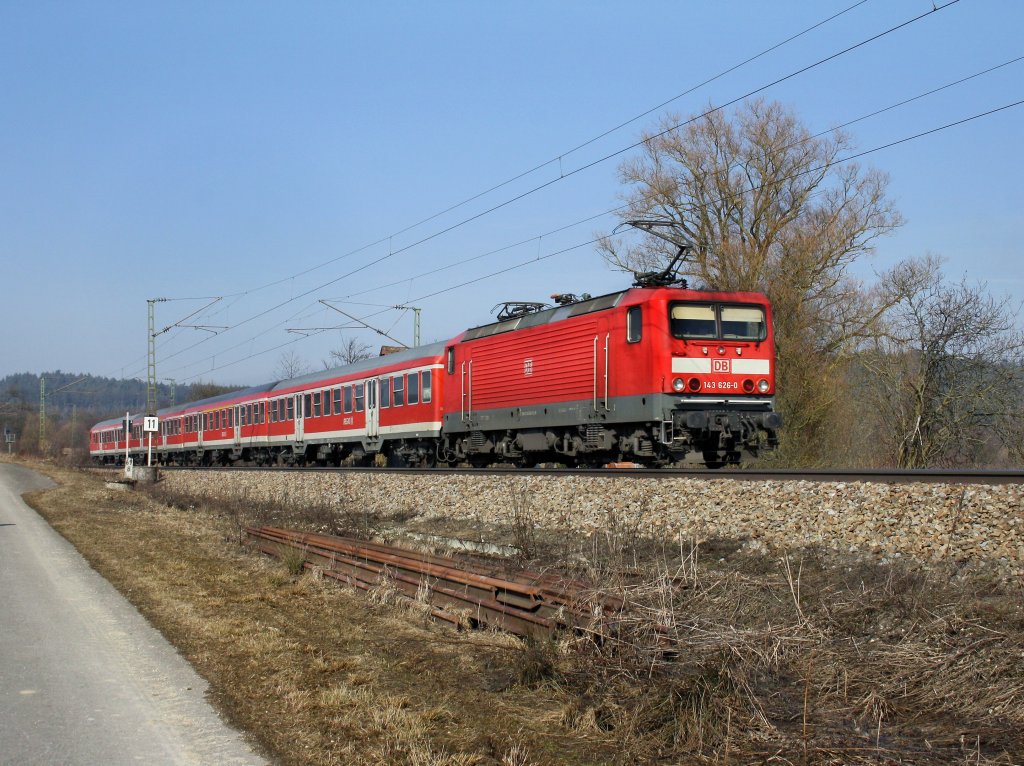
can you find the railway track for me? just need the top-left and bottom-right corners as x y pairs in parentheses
(130, 465), (1024, 484)
(246, 525), (624, 640)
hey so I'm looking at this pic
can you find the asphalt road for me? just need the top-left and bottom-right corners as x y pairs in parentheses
(0, 463), (267, 766)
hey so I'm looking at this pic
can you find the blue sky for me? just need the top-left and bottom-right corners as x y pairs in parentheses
(1, 1), (1021, 386)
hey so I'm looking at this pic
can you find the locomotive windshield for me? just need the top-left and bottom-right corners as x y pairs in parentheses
(670, 303), (766, 341)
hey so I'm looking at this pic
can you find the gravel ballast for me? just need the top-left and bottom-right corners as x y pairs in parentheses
(161, 470), (1024, 579)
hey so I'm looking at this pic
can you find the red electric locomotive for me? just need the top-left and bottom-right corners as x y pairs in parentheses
(437, 285), (779, 467)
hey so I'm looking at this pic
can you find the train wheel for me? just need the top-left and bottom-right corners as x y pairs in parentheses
(702, 451), (726, 469)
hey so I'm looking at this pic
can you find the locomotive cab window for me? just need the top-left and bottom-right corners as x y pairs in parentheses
(670, 304), (717, 339)
(720, 306), (766, 341)
(626, 305), (642, 343)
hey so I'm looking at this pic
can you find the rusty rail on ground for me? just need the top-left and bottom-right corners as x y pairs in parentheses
(245, 525), (625, 640)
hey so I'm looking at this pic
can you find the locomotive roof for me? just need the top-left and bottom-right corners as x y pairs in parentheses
(461, 290), (627, 342)
(460, 286), (771, 342)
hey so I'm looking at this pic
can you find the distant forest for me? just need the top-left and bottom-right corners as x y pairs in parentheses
(1, 372), (247, 416)
(0, 372), (247, 455)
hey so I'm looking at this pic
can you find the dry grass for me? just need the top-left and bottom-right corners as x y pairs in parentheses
(22, 464), (607, 765)
(525, 536), (1024, 765)
(19, 460), (1024, 765)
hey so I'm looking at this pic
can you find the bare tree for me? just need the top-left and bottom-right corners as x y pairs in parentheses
(323, 336), (373, 369)
(599, 100), (903, 462)
(274, 350), (311, 381)
(864, 256), (1024, 468)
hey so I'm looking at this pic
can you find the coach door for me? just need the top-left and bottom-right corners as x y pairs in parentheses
(197, 413), (205, 448)
(294, 394), (305, 442)
(366, 379), (379, 439)
(233, 405), (242, 447)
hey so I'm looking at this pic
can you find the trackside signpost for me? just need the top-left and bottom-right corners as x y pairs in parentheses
(144, 416), (158, 467)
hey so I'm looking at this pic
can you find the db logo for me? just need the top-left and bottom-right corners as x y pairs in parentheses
(712, 359), (731, 373)
(523, 358), (533, 376)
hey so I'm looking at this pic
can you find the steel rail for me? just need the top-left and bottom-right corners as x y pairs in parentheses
(246, 525), (621, 639)
(145, 464), (1024, 484)
(254, 526), (624, 612)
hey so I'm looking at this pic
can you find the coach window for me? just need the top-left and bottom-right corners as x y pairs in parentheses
(380, 377), (391, 408)
(302, 394), (311, 419)
(333, 387), (342, 415)
(627, 306), (642, 343)
(286, 397), (294, 421)
(670, 304), (717, 340)
(343, 386), (353, 413)
(446, 347), (455, 374)
(720, 305), (766, 341)
(354, 383), (364, 412)
(393, 375), (405, 406)
(408, 371), (419, 405)
(313, 391), (321, 418)
(422, 370), (432, 403)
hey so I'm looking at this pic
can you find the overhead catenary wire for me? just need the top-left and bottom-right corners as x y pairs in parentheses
(127, 51), (1021, 383)
(193, 0), (875, 306)
(172, 96), (1024, 383)
(126, 2), (962, 381)
(319, 52), (1024, 306)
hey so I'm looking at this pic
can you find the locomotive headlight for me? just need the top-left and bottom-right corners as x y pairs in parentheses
(672, 377), (685, 392)
(757, 379), (770, 393)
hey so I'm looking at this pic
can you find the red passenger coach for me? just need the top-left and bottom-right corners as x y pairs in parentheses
(90, 345), (447, 467)
(440, 287), (780, 467)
